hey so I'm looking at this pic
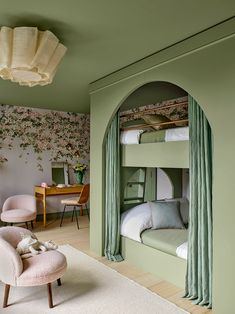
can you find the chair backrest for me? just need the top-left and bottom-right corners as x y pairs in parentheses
(2, 194), (36, 213)
(78, 184), (90, 204)
(0, 226), (33, 285)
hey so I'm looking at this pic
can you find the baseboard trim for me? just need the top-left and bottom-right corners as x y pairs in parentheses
(0, 209), (89, 226)
(36, 211), (72, 222)
(36, 210), (89, 222)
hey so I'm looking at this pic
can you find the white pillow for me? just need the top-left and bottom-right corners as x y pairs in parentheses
(120, 203), (152, 242)
(165, 127), (189, 142)
(120, 130), (144, 144)
(165, 197), (189, 225)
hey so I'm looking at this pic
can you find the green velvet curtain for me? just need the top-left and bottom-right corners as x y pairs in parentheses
(104, 113), (123, 262)
(185, 96), (213, 308)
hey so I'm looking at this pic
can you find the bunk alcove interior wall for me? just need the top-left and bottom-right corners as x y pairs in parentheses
(119, 82), (190, 287)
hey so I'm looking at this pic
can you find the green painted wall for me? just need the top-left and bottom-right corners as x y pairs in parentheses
(120, 81), (186, 111)
(121, 237), (187, 288)
(90, 19), (235, 313)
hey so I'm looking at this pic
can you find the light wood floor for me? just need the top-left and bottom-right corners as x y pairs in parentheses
(34, 215), (212, 314)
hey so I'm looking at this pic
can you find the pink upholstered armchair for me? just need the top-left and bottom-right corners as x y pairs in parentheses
(1, 195), (37, 229)
(0, 226), (67, 308)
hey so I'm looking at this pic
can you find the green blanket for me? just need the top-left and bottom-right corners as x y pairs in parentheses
(141, 229), (188, 256)
(140, 129), (166, 143)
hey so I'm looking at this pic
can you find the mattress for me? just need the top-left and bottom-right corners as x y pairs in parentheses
(121, 126), (189, 145)
(141, 229), (188, 257)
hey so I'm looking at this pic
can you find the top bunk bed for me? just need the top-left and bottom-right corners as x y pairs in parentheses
(120, 96), (189, 168)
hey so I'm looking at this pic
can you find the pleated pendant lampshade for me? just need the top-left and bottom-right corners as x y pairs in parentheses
(0, 26), (67, 86)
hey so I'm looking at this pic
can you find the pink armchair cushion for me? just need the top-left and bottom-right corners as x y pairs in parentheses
(2, 195), (36, 213)
(1, 209), (36, 223)
(17, 250), (67, 286)
(1, 194), (37, 224)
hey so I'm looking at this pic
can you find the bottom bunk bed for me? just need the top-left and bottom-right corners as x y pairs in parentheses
(120, 199), (189, 288)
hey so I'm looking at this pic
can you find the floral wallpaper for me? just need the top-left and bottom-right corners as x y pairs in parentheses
(120, 96), (188, 126)
(0, 104), (90, 171)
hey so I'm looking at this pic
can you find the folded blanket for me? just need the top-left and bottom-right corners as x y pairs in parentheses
(176, 241), (188, 260)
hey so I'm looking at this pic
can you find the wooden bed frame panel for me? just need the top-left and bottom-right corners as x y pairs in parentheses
(121, 236), (187, 288)
(121, 141), (189, 168)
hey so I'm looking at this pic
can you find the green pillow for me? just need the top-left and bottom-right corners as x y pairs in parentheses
(149, 201), (185, 229)
(142, 114), (172, 130)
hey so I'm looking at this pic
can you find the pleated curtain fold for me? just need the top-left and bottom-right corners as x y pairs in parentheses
(104, 113), (123, 262)
(185, 95), (213, 308)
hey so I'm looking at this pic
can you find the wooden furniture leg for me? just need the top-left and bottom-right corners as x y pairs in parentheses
(3, 284), (10, 308)
(42, 192), (47, 227)
(31, 220), (34, 229)
(47, 283), (53, 308)
(60, 205), (67, 227)
(74, 207), (80, 229)
(57, 278), (61, 286)
(71, 207), (75, 221)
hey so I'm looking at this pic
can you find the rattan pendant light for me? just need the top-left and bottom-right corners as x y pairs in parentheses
(0, 26), (67, 86)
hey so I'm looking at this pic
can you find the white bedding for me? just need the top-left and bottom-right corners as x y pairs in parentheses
(120, 203), (152, 242)
(120, 129), (144, 144)
(120, 126), (189, 144)
(176, 241), (188, 260)
(165, 126), (189, 142)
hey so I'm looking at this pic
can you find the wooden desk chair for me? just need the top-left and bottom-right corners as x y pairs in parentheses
(60, 184), (90, 229)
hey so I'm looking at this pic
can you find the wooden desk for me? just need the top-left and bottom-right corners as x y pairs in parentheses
(34, 185), (84, 227)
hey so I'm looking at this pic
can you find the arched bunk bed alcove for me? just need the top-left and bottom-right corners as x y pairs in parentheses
(90, 27), (235, 312)
(96, 79), (213, 299)
(117, 81), (191, 287)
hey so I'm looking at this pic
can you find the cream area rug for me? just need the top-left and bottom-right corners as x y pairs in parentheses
(0, 245), (189, 314)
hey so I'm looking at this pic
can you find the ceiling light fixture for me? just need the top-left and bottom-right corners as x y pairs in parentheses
(0, 26), (67, 87)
